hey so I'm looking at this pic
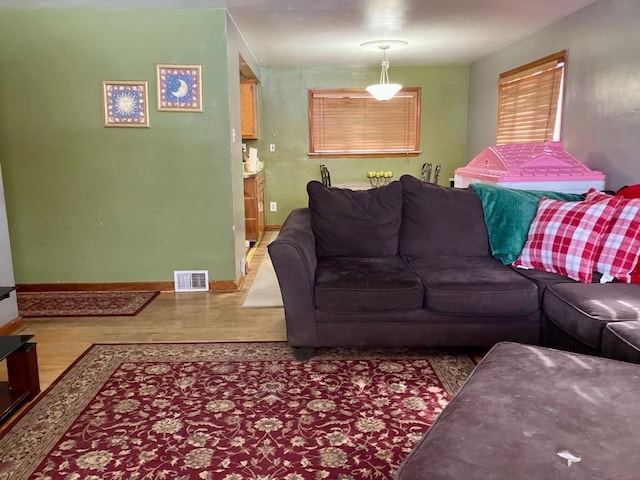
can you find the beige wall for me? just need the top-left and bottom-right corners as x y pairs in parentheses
(467, 0), (640, 191)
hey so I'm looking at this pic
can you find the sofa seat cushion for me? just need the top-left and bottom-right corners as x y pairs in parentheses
(512, 267), (604, 303)
(407, 256), (538, 316)
(602, 321), (640, 364)
(544, 283), (640, 349)
(509, 266), (576, 302)
(314, 256), (424, 313)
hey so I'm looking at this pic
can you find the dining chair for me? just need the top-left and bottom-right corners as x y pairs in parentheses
(320, 164), (331, 187)
(433, 164), (442, 185)
(420, 163), (432, 182)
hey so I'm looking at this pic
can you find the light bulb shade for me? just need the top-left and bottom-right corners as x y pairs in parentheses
(366, 83), (402, 101)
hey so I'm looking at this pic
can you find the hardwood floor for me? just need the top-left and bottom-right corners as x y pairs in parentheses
(13, 231), (286, 393)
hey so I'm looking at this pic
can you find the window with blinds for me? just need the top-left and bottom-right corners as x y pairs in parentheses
(496, 50), (567, 145)
(309, 88), (421, 157)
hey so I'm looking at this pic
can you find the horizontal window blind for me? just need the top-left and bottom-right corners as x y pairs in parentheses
(496, 50), (566, 145)
(309, 88), (421, 156)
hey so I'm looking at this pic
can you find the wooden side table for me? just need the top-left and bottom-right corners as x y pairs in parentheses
(0, 335), (40, 422)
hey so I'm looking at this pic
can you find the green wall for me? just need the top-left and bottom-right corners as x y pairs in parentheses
(0, 9), (239, 283)
(0, 9), (469, 284)
(250, 66), (469, 225)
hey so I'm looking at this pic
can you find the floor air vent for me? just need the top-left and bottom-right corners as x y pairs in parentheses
(174, 270), (209, 292)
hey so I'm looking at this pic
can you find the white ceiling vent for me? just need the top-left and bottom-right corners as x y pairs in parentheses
(174, 270), (209, 292)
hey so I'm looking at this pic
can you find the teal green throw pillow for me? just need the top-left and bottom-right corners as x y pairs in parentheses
(469, 183), (584, 264)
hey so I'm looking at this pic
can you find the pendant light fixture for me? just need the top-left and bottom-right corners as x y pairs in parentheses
(361, 40), (408, 102)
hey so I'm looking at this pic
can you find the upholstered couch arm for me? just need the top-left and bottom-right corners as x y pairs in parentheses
(267, 208), (318, 347)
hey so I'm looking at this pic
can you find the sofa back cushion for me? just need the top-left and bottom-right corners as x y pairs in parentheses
(307, 180), (403, 257)
(399, 175), (490, 257)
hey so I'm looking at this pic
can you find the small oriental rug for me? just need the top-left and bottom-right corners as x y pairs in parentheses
(0, 342), (474, 479)
(17, 291), (160, 317)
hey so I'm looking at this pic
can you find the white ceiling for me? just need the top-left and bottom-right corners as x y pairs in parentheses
(1, 0), (598, 66)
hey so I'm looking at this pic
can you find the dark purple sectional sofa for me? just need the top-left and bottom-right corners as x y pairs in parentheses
(268, 174), (640, 360)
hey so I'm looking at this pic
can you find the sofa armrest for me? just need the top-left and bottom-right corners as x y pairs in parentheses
(267, 208), (318, 347)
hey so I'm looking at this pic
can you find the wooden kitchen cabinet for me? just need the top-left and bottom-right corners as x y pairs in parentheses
(244, 170), (265, 243)
(240, 79), (258, 139)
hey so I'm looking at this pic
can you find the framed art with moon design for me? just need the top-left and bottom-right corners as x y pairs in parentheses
(102, 80), (149, 128)
(156, 64), (202, 112)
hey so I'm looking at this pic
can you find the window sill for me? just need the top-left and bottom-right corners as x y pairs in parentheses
(308, 151), (421, 159)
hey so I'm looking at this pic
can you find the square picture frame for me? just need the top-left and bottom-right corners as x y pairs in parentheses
(102, 80), (150, 128)
(156, 64), (202, 112)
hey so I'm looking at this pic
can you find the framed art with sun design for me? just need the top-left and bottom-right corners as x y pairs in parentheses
(156, 64), (202, 112)
(102, 80), (149, 128)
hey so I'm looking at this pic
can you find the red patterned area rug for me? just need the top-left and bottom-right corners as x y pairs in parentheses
(17, 291), (160, 317)
(0, 342), (475, 479)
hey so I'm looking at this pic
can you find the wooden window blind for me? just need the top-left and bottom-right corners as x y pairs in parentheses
(496, 50), (567, 144)
(309, 88), (421, 157)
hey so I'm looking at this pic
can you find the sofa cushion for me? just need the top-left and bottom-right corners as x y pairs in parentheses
(513, 194), (622, 283)
(314, 256), (424, 313)
(509, 266), (576, 303)
(469, 183), (583, 264)
(602, 321), (640, 364)
(399, 175), (489, 257)
(585, 190), (640, 283)
(307, 180), (403, 258)
(407, 256), (538, 316)
(544, 283), (640, 349)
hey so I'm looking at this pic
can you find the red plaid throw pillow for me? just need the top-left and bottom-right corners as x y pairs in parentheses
(586, 190), (640, 283)
(513, 193), (622, 283)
